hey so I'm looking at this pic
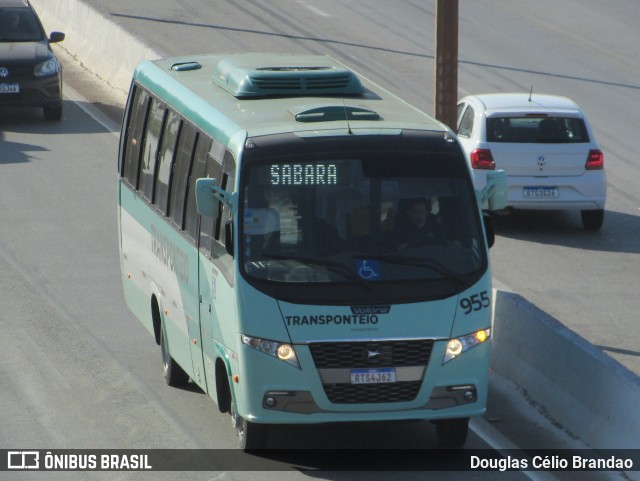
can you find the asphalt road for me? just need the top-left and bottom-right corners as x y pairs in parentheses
(1, 81), (554, 480)
(73, 0), (640, 374)
(0, 1), (636, 479)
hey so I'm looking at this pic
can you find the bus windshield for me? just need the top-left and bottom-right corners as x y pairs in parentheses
(241, 149), (485, 301)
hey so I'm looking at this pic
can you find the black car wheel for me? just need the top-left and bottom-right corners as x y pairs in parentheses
(43, 103), (63, 121)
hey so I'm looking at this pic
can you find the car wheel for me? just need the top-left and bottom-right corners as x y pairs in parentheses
(43, 103), (63, 121)
(581, 209), (604, 231)
(435, 417), (469, 448)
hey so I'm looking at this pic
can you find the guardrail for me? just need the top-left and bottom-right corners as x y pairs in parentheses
(32, 0), (163, 95)
(492, 289), (640, 450)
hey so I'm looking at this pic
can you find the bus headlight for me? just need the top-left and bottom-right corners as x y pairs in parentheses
(443, 328), (491, 364)
(241, 334), (300, 368)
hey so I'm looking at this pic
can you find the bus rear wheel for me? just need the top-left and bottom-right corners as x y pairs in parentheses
(435, 417), (469, 448)
(160, 323), (189, 386)
(230, 401), (268, 450)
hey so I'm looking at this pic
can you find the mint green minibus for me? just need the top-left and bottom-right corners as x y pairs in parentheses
(117, 53), (506, 449)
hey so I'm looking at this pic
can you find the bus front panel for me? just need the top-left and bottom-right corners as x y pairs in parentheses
(229, 131), (493, 423)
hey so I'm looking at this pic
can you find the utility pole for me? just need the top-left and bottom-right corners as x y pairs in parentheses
(434, 0), (459, 130)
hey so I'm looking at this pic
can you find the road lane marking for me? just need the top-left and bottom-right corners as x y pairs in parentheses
(296, 0), (331, 17)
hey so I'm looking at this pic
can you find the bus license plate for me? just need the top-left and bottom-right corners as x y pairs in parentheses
(523, 187), (558, 198)
(0, 84), (19, 94)
(350, 368), (396, 384)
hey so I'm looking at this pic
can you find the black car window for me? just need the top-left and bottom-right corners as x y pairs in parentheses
(0, 8), (44, 42)
(486, 117), (590, 143)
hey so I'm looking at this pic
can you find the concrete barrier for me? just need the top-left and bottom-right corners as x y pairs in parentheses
(30, 0), (163, 96)
(29, 0), (640, 459)
(492, 289), (640, 449)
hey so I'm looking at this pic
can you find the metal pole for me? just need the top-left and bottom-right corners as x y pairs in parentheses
(434, 0), (459, 130)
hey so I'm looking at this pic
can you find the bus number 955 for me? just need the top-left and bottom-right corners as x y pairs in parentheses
(459, 290), (490, 315)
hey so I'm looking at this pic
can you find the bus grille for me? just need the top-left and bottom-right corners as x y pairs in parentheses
(309, 340), (434, 369)
(309, 340), (434, 404)
(323, 381), (422, 404)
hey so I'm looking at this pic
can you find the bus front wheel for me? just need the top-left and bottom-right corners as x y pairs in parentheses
(435, 417), (469, 448)
(230, 401), (268, 450)
(160, 323), (189, 387)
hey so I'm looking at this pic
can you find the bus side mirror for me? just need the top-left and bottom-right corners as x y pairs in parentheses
(195, 178), (237, 217)
(477, 170), (508, 211)
(225, 222), (234, 257)
(483, 213), (495, 249)
(487, 170), (508, 211)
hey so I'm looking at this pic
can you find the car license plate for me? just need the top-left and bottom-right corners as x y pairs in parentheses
(523, 187), (558, 198)
(0, 83), (19, 94)
(350, 368), (396, 384)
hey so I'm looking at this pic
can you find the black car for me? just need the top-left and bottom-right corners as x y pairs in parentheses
(0, 0), (65, 120)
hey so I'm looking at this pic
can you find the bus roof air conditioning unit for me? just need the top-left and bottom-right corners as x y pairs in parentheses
(212, 53), (365, 98)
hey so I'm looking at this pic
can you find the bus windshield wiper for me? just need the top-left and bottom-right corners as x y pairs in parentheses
(261, 254), (373, 290)
(355, 254), (468, 286)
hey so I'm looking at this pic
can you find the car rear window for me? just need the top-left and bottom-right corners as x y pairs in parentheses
(486, 117), (589, 143)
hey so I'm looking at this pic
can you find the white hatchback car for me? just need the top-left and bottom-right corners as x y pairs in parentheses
(456, 93), (606, 230)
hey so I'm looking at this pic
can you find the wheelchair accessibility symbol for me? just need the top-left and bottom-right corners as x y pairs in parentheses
(356, 260), (380, 280)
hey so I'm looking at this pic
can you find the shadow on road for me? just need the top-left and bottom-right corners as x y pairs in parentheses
(0, 100), (122, 165)
(492, 209), (640, 254)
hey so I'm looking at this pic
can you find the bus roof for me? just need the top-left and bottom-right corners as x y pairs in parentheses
(133, 53), (447, 147)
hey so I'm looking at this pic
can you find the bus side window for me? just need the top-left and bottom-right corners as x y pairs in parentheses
(122, 86), (150, 188)
(169, 121), (197, 229)
(184, 133), (212, 242)
(207, 140), (226, 244)
(214, 150), (235, 243)
(139, 98), (167, 202)
(215, 170), (235, 258)
(155, 110), (181, 216)
(199, 155), (222, 257)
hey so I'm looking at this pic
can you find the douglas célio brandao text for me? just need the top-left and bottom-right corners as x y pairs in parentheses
(470, 454), (634, 471)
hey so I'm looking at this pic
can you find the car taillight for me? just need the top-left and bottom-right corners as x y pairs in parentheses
(585, 149), (604, 170)
(471, 149), (496, 170)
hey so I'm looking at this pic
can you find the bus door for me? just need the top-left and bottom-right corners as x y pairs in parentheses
(194, 139), (236, 395)
(186, 135), (220, 393)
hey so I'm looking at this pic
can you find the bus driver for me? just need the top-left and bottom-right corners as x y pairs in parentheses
(391, 197), (438, 250)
